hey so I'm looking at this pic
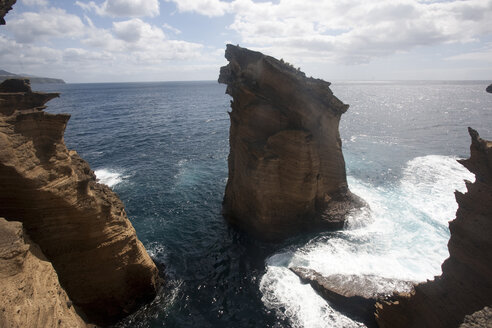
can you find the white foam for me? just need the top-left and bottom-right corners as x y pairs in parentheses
(260, 155), (474, 327)
(94, 168), (124, 188)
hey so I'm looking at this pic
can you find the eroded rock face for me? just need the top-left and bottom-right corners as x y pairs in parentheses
(218, 44), (364, 240)
(0, 218), (88, 328)
(375, 127), (492, 328)
(291, 267), (414, 328)
(0, 79), (160, 326)
(460, 307), (492, 328)
(0, 0), (16, 25)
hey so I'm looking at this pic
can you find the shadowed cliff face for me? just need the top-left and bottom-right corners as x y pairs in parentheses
(0, 0), (16, 25)
(0, 79), (159, 326)
(219, 44), (364, 241)
(375, 127), (492, 328)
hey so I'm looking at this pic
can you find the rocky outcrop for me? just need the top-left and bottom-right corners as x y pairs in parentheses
(0, 79), (160, 326)
(375, 127), (492, 328)
(291, 267), (414, 327)
(486, 84), (492, 94)
(0, 0), (16, 25)
(459, 307), (492, 328)
(0, 218), (88, 328)
(218, 44), (364, 240)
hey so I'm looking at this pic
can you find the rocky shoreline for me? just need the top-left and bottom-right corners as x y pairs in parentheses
(0, 79), (160, 326)
(1, 1), (491, 324)
(374, 127), (492, 328)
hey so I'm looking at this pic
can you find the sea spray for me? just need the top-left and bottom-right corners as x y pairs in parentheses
(260, 155), (474, 327)
(95, 168), (126, 188)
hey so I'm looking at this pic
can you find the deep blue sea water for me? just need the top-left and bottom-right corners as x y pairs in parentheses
(34, 80), (492, 328)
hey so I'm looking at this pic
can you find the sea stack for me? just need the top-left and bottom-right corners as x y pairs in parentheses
(0, 79), (160, 326)
(375, 127), (492, 328)
(218, 44), (364, 240)
(486, 83), (492, 93)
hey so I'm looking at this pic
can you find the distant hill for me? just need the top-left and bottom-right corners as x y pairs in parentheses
(0, 69), (65, 84)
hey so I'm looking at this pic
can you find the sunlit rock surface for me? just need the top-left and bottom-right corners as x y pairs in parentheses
(376, 127), (492, 328)
(0, 79), (160, 326)
(459, 307), (492, 328)
(0, 218), (88, 328)
(219, 44), (365, 241)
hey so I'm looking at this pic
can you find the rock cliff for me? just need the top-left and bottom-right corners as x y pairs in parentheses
(0, 218), (88, 328)
(0, 0), (16, 25)
(0, 79), (160, 326)
(218, 44), (364, 240)
(375, 127), (492, 328)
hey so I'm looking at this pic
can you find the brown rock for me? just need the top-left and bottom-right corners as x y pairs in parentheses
(375, 127), (492, 328)
(218, 44), (365, 241)
(459, 307), (492, 328)
(291, 267), (414, 327)
(0, 79), (160, 326)
(0, 0), (15, 25)
(0, 218), (88, 328)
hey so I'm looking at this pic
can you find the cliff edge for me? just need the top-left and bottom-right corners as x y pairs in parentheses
(375, 127), (492, 327)
(0, 79), (160, 326)
(0, 0), (16, 25)
(218, 44), (364, 240)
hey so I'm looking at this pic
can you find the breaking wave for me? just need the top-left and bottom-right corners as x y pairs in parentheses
(260, 155), (474, 327)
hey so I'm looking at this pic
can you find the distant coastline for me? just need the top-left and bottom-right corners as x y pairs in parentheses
(0, 69), (65, 84)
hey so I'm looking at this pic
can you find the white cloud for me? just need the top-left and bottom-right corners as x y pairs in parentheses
(76, 0), (159, 17)
(21, 0), (48, 6)
(165, 0), (229, 17)
(445, 47), (492, 62)
(162, 23), (181, 35)
(7, 8), (85, 43)
(167, 0), (492, 65)
(0, 35), (62, 66)
(80, 18), (203, 61)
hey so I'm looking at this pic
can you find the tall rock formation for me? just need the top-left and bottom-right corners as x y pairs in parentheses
(375, 127), (492, 327)
(218, 44), (363, 240)
(0, 79), (159, 326)
(0, 0), (16, 25)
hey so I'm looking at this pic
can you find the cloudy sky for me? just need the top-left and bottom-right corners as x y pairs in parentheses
(1, 0), (492, 82)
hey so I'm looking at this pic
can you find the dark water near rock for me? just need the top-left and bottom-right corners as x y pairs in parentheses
(34, 80), (492, 328)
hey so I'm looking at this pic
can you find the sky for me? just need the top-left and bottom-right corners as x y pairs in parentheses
(1, 0), (492, 83)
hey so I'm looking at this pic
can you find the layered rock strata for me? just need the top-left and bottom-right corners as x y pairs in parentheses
(0, 218), (88, 328)
(291, 267), (414, 328)
(218, 44), (363, 240)
(0, 79), (159, 326)
(375, 127), (492, 328)
(0, 0), (16, 25)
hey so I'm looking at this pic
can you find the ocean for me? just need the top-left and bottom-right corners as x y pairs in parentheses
(34, 80), (492, 328)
